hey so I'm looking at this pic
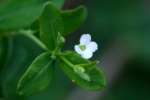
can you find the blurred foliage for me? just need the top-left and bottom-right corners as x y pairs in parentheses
(103, 57), (150, 100)
(0, 0), (47, 31)
(82, 0), (149, 68)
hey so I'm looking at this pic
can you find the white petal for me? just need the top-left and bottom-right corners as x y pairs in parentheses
(87, 41), (98, 52)
(81, 50), (93, 59)
(80, 34), (91, 45)
(74, 45), (82, 54)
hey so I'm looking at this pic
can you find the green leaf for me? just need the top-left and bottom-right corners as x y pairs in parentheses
(61, 6), (87, 36)
(17, 52), (53, 96)
(58, 51), (106, 90)
(39, 3), (64, 51)
(51, 0), (65, 8)
(56, 32), (65, 49)
(0, 0), (48, 31)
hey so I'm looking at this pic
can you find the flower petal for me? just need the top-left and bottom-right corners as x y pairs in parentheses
(81, 49), (93, 59)
(74, 45), (82, 54)
(87, 41), (98, 52)
(80, 34), (91, 45)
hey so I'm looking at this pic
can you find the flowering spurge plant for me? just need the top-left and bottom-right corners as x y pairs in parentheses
(0, 0), (106, 97)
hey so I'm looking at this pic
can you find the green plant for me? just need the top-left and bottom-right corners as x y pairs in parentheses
(0, 0), (106, 98)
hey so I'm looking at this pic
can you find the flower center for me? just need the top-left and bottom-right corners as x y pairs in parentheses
(79, 45), (86, 51)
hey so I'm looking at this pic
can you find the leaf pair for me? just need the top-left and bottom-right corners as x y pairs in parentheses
(17, 51), (106, 96)
(39, 3), (87, 51)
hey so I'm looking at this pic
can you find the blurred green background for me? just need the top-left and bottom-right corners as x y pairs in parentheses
(0, 0), (149, 100)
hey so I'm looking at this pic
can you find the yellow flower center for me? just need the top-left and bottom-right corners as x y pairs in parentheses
(79, 45), (86, 51)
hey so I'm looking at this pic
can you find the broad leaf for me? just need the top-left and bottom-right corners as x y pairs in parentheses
(61, 6), (87, 36)
(39, 3), (63, 51)
(17, 52), (53, 96)
(58, 51), (106, 90)
(0, 0), (48, 31)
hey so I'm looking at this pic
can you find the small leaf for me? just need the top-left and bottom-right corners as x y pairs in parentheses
(17, 52), (53, 96)
(61, 6), (87, 36)
(39, 2), (64, 51)
(56, 32), (65, 49)
(0, 0), (47, 31)
(58, 51), (106, 90)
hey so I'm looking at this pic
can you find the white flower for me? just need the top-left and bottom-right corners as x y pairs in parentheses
(74, 34), (98, 59)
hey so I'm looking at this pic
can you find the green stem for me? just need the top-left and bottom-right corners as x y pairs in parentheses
(0, 31), (48, 51)
(21, 32), (48, 50)
(59, 55), (74, 69)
